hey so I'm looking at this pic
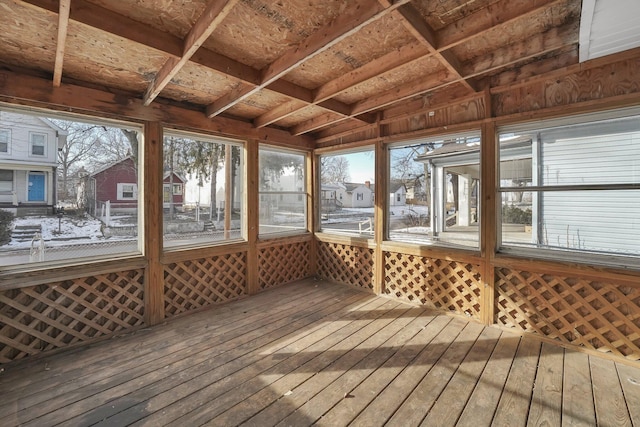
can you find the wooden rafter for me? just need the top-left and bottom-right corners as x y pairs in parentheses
(205, 0), (412, 118)
(291, 0), (569, 135)
(20, 0), (369, 125)
(52, 0), (70, 87)
(143, 0), (240, 106)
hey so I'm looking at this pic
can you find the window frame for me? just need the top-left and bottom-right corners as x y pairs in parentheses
(29, 132), (47, 157)
(258, 145), (308, 238)
(496, 107), (640, 268)
(0, 129), (10, 154)
(386, 131), (481, 250)
(0, 169), (13, 192)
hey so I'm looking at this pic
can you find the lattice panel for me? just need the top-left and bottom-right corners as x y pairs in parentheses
(0, 269), (145, 364)
(164, 252), (247, 318)
(258, 241), (311, 291)
(384, 252), (482, 319)
(316, 241), (374, 290)
(496, 268), (640, 360)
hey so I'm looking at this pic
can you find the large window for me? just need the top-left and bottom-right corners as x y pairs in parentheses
(498, 109), (640, 263)
(319, 149), (375, 237)
(163, 132), (244, 249)
(388, 132), (480, 249)
(259, 147), (306, 236)
(0, 108), (142, 268)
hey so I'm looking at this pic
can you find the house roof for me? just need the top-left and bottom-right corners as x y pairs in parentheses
(1, 0), (585, 144)
(89, 156), (134, 177)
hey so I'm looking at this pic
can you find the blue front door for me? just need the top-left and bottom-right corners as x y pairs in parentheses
(28, 173), (45, 202)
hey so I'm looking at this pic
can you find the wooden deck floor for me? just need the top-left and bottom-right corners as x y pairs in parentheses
(1, 278), (640, 427)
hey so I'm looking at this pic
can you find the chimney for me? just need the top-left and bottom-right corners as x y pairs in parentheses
(365, 180), (370, 188)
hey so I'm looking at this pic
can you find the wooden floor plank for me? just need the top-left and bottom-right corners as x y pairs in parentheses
(616, 362), (640, 426)
(56, 286), (371, 427)
(384, 321), (486, 427)
(17, 283), (361, 426)
(456, 333), (521, 427)
(562, 350), (595, 427)
(492, 336), (541, 426)
(0, 278), (323, 404)
(275, 306), (432, 426)
(591, 355), (632, 427)
(237, 299), (410, 427)
(349, 317), (469, 427)
(314, 314), (453, 426)
(527, 342), (564, 427)
(420, 326), (502, 426)
(99, 291), (392, 426)
(1, 279), (640, 427)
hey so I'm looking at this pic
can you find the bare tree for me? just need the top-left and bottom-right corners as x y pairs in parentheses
(320, 155), (350, 184)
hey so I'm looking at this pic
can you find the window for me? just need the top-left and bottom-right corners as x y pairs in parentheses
(0, 129), (9, 153)
(259, 147), (306, 236)
(319, 149), (375, 237)
(117, 183), (137, 200)
(388, 132), (481, 248)
(30, 133), (46, 156)
(163, 132), (244, 249)
(0, 108), (142, 268)
(0, 169), (12, 192)
(498, 109), (640, 263)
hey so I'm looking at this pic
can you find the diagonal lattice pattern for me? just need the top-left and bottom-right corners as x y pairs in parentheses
(0, 269), (144, 363)
(164, 252), (247, 318)
(384, 251), (482, 319)
(258, 241), (311, 291)
(496, 267), (640, 360)
(316, 241), (374, 290)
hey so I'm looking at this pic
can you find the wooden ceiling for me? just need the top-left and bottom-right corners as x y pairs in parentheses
(2, 0), (581, 144)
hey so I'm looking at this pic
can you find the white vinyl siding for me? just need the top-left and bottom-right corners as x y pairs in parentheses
(499, 109), (640, 261)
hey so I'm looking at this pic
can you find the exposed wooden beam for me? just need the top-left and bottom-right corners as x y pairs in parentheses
(391, 2), (477, 92)
(205, 0), (412, 118)
(291, 112), (352, 136)
(290, 0), (569, 134)
(0, 68), (313, 148)
(143, 0), (239, 105)
(437, 0), (565, 50)
(52, 0), (70, 87)
(20, 0), (360, 124)
(254, 42), (429, 128)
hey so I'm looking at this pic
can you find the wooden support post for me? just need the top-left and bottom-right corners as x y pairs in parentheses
(374, 137), (388, 295)
(144, 121), (165, 325)
(246, 139), (260, 295)
(307, 151), (317, 276)
(480, 120), (497, 325)
(224, 143), (232, 239)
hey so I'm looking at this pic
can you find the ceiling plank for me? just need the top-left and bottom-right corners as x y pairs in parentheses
(290, 0), (568, 134)
(205, 0), (412, 118)
(437, 0), (565, 50)
(21, 0), (366, 123)
(255, 41), (428, 128)
(391, 3), (477, 92)
(143, 0), (240, 106)
(52, 0), (70, 88)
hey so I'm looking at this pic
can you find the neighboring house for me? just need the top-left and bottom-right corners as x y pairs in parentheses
(87, 157), (139, 214)
(163, 172), (185, 211)
(339, 182), (374, 208)
(0, 110), (67, 216)
(320, 183), (344, 212)
(388, 181), (407, 207)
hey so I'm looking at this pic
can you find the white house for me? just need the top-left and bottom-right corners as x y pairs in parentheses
(338, 182), (374, 208)
(388, 181), (407, 207)
(0, 110), (67, 215)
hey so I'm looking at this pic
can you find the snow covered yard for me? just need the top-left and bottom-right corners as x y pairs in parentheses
(5, 215), (104, 249)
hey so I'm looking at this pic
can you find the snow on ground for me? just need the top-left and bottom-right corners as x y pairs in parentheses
(5, 215), (104, 248)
